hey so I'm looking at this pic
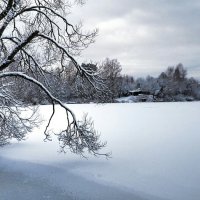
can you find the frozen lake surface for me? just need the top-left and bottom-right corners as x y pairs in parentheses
(0, 102), (200, 200)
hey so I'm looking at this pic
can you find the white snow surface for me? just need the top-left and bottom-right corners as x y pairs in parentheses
(0, 102), (200, 200)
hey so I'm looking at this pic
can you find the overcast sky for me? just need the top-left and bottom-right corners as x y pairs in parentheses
(71, 0), (200, 78)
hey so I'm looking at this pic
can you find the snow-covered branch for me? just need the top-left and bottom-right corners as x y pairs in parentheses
(0, 0), (14, 21)
(0, 0), (109, 157)
(0, 31), (39, 71)
(0, 72), (109, 157)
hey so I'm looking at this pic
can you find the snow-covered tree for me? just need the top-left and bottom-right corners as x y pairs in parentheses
(0, 0), (109, 157)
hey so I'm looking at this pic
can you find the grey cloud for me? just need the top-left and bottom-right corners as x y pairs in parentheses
(73, 0), (200, 78)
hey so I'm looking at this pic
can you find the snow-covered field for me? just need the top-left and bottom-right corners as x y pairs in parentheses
(0, 102), (200, 200)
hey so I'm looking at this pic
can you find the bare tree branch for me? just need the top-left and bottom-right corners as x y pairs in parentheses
(0, 72), (109, 157)
(0, 0), (14, 21)
(0, 31), (39, 71)
(0, 0), (109, 157)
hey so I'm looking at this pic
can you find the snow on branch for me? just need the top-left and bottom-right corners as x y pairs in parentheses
(0, 72), (109, 157)
(0, 0), (14, 21)
(0, 0), (109, 157)
(0, 31), (39, 71)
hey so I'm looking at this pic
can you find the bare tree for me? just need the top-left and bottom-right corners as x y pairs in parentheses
(101, 58), (122, 100)
(0, 0), (109, 157)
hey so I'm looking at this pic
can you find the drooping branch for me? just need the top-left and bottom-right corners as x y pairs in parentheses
(0, 0), (109, 157)
(38, 33), (107, 92)
(0, 71), (77, 122)
(0, 81), (39, 146)
(0, 72), (109, 157)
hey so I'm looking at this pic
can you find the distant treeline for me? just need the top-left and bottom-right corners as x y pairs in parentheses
(119, 63), (200, 102)
(4, 59), (200, 104)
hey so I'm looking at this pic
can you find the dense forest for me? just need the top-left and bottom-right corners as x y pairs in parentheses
(3, 59), (200, 104)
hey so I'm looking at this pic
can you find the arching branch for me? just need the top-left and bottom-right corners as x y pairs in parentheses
(0, 72), (109, 157)
(0, 0), (109, 157)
